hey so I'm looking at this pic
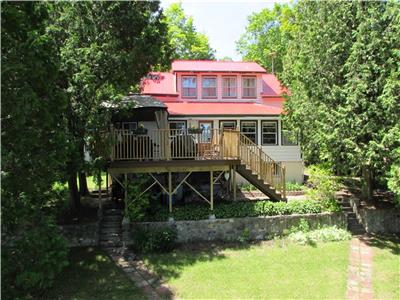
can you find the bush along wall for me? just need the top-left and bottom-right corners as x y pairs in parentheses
(133, 199), (339, 222)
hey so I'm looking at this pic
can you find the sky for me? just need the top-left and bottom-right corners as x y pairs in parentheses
(160, 0), (289, 61)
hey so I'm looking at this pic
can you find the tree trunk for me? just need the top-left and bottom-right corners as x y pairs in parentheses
(361, 165), (373, 202)
(79, 171), (89, 196)
(68, 167), (81, 211)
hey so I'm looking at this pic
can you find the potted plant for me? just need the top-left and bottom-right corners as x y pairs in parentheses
(134, 124), (148, 135)
(188, 126), (203, 134)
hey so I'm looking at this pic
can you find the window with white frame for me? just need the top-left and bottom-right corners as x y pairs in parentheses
(220, 120), (237, 131)
(240, 121), (257, 143)
(202, 77), (217, 98)
(261, 121), (278, 145)
(222, 77), (237, 97)
(242, 77), (256, 98)
(182, 76), (197, 98)
(122, 122), (137, 131)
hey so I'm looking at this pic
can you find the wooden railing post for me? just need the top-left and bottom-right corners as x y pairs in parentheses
(282, 164), (286, 199)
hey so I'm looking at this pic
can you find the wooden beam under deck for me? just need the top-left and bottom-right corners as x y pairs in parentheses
(108, 159), (241, 174)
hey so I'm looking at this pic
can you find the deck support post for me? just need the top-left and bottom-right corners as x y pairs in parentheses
(124, 173), (128, 215)
(168, 172), (172, 213)
(105, 171), (109, 195)
(233, 165), (237, 201)
(98, 171), (103, 218)
(210, 171), (214, 211)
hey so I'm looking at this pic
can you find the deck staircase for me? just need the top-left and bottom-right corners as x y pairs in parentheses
(226, 132), (286, 201)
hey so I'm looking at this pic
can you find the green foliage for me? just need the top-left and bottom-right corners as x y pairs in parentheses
(239, 183), (258, 192)
(306, 165), (342, 201)
(237, 3), (295, 74)
(126, 175), (152, 221)
(145, 199), (330, 222)
(1, 217), (69, 300)
(164, 3), (215, 60)
(282, 1), (400, 193)
(286, 181), (305, 191)
(131, 227), (177, 253)
(288, 225), (351, 245)
(387, 154), (400, 206)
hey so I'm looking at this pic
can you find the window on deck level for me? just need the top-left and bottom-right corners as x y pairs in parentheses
(261, 121), (278, 145)
(281, 123), (298, 145)
(222, 77), (237, 97)
(242, 77), (256, 98)
(202, 77), (217, 98)
(240, 121), (257, 144)
(220, 121), (237, 131)
(182, 76), (197, 98)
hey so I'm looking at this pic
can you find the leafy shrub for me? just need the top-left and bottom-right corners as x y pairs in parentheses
(387, 161), (400, 207)
(288, 222), (351, 245)
(286, 181), (305, 191)
(1, 217), (69, 299)
(126, 175), (152, 221)
(144, 199), (332, 222)
(131, 227), (177, 253)
(306, 165), (342, 210)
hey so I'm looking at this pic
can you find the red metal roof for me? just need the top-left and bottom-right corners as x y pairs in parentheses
(172, 60), (266, 73)
(165, 102), (283, 116)
(141, 72), (177, 95)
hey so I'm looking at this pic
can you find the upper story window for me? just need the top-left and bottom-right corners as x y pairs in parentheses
(242, 76), (257, 98)
(202, 77), (217, 98)
(222, 76), (237, 98)
(182, 76), (197, 98)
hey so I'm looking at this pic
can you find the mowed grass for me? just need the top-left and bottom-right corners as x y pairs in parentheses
(43, 247), (145, 300)
(143, 240), (350, 299)
(370, 235), (400, 300)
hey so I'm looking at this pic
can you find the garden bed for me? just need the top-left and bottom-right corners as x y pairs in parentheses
(137, 199), (339, 222)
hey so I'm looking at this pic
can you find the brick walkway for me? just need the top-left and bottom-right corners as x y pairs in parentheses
(346, 236), (374, 300)
(105, 247), (175, 300)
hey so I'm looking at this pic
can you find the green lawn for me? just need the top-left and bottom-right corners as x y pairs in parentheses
(142, 240), (350, 299)
(43, 247), (145, 300)
(370, 236), (400, 300)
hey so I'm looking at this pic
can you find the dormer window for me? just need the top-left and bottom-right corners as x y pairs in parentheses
(202, 77), (217, 98)
(182, 76), (197, 98)
(222, 76), (237, 98)
(242, 76), (256, 98)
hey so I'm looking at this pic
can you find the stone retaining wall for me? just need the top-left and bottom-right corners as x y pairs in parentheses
(59, 222), (99, 247)
(347, 195), (400, 234)
(127, 212), (346, 244)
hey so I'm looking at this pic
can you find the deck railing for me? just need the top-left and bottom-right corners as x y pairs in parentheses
(110, 128), (229, 161)
(107, 128), (285, 198)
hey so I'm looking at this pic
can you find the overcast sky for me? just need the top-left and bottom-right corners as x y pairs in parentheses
(160, 0), (289, 61)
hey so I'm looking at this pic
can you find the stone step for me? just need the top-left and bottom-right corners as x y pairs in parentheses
(100, 241), (122, 247)
(101, 222), (122, 228)
(103, 217), (123, 222)
(104, 209), (124, 216)
(101, 234), (121, 240)
(100, 228), (122, 234)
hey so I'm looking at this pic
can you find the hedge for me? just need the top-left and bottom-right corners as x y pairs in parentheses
(141, 199), (335, 222)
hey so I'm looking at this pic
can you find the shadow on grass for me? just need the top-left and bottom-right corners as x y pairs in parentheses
(141, 241), (259, 280)
(362, 234), (400, 256)
(43, 247), (145, 300)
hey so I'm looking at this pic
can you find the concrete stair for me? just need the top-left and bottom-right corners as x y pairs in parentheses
(100, 204), (123, 247)
(237, 165), (284, 202)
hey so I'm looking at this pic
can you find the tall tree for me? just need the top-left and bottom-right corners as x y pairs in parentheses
(50, 1), (171, 209)
(237, 3), (295, 74)
(1, 1), (68, 230)
(281, 1), (400, 198)
(164, 2), (216, 60)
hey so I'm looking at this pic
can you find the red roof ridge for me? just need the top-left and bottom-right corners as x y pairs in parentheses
(173, 59), (260, 64)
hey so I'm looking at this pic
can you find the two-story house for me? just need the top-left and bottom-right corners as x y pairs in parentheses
(104, 60), (302, 214)
(141, 60), (303, 184)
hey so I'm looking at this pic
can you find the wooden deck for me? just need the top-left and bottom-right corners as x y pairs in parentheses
(108, 159), (241, 174)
